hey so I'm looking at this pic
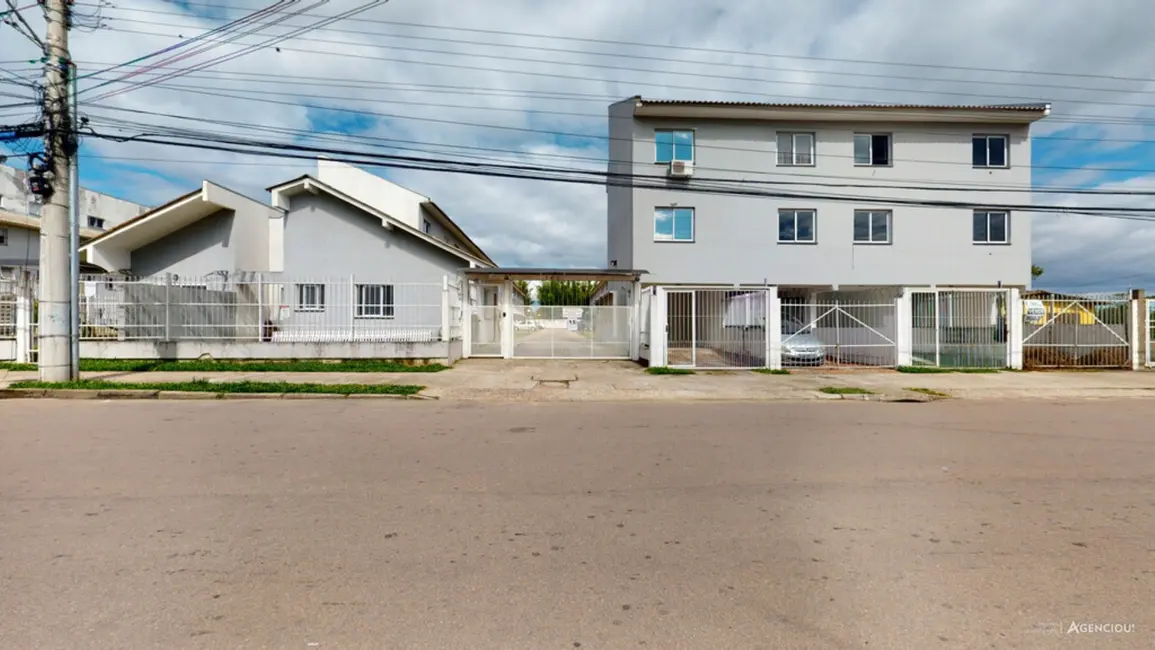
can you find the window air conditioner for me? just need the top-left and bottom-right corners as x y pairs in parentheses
(668, 160), (693, 178)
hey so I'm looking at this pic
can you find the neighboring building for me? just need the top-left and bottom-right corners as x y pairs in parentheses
(606, 97), (1050, 289)
(79, 160), (495, 344)
(0, 163), (149, 268)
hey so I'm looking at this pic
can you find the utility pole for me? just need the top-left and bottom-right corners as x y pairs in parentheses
(69, 62), (80, 380)
(37, 0), (75, 381)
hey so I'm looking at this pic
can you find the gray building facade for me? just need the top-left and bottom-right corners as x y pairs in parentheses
(607, 97), (1049, 289)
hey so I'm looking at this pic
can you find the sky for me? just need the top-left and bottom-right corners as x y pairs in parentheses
(2, 0), (1154, 291)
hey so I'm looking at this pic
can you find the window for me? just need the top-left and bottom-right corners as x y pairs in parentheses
(355, 284), (395, 318)
(973, 210), (1009, 244)
(0, 228), (7, 246)
(972, 134), (1008, 167)
(27, 202), (40, 217)
(422, 219), (432, 234)
(854, 133), (891, 166)
(778, 209), (816, 243)
(853, 210), (891, 244)
(654, 207), (694, 242)
(777, 132), (815, 166)
(87, 216), (105, 229)
(655, 129), (694, 163)
(295, 283), (325, 312)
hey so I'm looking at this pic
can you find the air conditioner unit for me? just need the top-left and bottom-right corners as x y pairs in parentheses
(668, 160), (694, 178)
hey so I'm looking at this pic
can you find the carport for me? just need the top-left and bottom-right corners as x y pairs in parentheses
(461, 268), (645, 360)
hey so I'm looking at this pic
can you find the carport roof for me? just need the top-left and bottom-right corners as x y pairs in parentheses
(462, 267), (646, 281)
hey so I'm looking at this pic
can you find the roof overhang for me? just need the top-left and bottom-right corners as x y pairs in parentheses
(421, 200), (495, 266)
(630, 98), (1051, 124)
(1, 210), (103, 240)
(269, 175), (495, 268)
(463, 267), (646, 282)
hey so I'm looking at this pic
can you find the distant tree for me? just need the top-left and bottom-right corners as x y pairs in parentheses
(536, 280), (598, 306)
(513, 279), (534, 303)
(1031, 265), (1044, 279)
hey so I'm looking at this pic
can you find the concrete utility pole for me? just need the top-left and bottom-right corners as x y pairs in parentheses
(37, 0), (75, 381)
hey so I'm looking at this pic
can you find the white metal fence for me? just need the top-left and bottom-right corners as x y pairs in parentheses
(1148, 298), (1154, 368)
(666, 288), (771, 369)
(910, 289), (1009, 368)
(75, 273), (448, 343)
(781, 289), (899, 367)
(1022, 293), (1132, 369)
(512, 304), (631, 358)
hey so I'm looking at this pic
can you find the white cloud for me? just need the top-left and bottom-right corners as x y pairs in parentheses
(2, 0), (1154, 286)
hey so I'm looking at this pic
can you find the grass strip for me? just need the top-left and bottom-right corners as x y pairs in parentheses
(645, 366), (695, 375)
(4, 360), (446, 373)
(896, 366), (1000, 374)
(753, 369), (791, 375)
(818, 386), (875, 395)
(905, 387), (950, 398)
(10, 378), (424, 396)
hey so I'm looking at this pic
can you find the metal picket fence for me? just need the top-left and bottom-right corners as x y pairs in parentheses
(1021, 292), (1131, 369)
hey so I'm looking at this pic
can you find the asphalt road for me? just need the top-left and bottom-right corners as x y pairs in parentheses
(2, 400), (1153, 649)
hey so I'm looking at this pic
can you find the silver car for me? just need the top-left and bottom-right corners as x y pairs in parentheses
(781, 316), (826, 366)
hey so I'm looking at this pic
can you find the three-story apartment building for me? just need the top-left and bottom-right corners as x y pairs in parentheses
(606, 97), (1050, 289)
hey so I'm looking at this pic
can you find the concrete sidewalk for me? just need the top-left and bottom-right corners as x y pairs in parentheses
(4, 359), (1155, 401)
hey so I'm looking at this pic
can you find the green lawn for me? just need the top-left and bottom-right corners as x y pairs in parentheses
(9, 378), (424, 396)
(1, 359), (447, 373)
(818, 386), (874, 395)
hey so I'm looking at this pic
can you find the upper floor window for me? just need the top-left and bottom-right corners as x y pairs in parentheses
(0, 227), (7, 246)
(778, 209), (816, 244)
(972, 135), (1008, 167)
(655, 129), (694, 163)
(27, 202), (40, 217)
(654, 207), (694, 242)
(854, 133), (891, 166)
(853, 210), (891, 244)
(777, 132), (815, 166)
(87, 216), (106, 230)
(422, 219), (432, 234)
(973, 210), (1009, 244)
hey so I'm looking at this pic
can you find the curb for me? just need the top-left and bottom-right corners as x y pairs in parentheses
(0, 389), (434, 401)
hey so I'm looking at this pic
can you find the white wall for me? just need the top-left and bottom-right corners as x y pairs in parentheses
(2, 163), (148, 232)
(316, 159), (426, 230)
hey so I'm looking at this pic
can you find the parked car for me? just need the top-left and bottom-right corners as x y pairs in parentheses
(514, 318), (541, 332)
(781, 316), (825, 366)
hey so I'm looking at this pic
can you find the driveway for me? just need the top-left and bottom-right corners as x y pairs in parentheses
(513, 327), (629, 358)
(2, 400), (1152, 648)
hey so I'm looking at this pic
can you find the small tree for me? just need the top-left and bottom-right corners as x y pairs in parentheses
(537, 280), (598, 306)
(1031, 265), (1044, 279)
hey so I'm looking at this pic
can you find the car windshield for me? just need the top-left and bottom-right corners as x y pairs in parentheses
(782, 317), (808, 335)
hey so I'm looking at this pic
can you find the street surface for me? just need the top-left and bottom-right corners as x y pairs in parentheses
(2, 400), (1153, 649)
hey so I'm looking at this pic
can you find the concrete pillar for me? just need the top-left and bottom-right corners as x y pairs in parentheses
(652, 286), (667, 366)
(629, 280), (641, 361)
(440, 275), (450, 343)
(896, 288), (913, 367)
(767, 286), (782, 370)
(14, 269), (33, 364)
(1131, 289), (1145, 370)
(501, 280), (513, 359)
(1008, 288), (1023, 370)
(462, 280), (473, 358)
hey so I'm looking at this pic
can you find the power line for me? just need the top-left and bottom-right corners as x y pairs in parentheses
(85, 82), (1155, 176)
(79, 125), (1155, 218)
(76, 0), (1155, 87)
(80, 106), (1155, 196)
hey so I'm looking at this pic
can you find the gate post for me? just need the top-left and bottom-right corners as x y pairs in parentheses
(462, 279), (473, 359)
(501, 280), (513, 359)
(1008, 288), (1024, 370)
(1132, 289), (1146, 370)
(652, 286), (667, 366)
(896, 288), (913, 367)
(767, 286), (782, 370)
(14, 269), (33, 364)
(629, 280), (641, 361)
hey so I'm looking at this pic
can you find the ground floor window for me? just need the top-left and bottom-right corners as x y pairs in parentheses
(355, 283), (394, 318)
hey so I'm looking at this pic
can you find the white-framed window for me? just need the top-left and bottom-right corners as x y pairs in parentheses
(777, 132), (815, 166)
(654, 207), (694, 242)
(87, 216), (105, 229)
(854, 133), (892, 166)
(778, 209), (816, 243)
(355, 283), (395, 318)
(973, 210), (1009, 244)
(655, 129), (694, 163)
(0, 227), (7, 246)
(853, 210), (892, 244)
(422, 219), (432, 234)
(972, 134), (1008, 167)
(295, 283), (325, 312)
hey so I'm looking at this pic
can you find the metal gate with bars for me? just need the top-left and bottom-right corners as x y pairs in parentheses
(1022, 293), (1131, 369)
(1148, 298), (1154, 368)
(910, 289), (1009, 368)
(666, 288), (770, 369)
(780, 290), (899, 367)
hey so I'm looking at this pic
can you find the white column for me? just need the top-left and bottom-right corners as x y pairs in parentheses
(440, 275), (450, 343)
(14, 271), (33, 364)
(1131, 298), (1141, 371)
(896, 288), (913, 367)
(767, 286), (782, 370)
(629, 280), (641, 361)
(652, 286), (667, 366)
(1008, 288), (1024, 370)
(462, 280), (473, 358)
(501, 280), (514, 359)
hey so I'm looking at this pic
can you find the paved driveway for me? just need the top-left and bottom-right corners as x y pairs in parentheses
(513, 327), (629, 358)
(2, 400), (1153, 648)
